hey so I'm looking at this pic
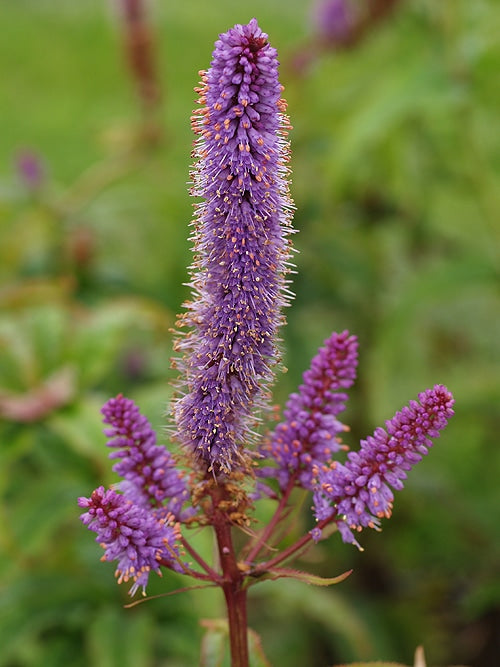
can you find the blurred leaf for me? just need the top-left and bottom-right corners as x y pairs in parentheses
(7, 473), (81, 561)
(47, 396), (110, 464)
(0, 365), (75, 422)
(72, 297), (172, 389)
(200, 619), (227, 667)
(252, 578), (373, 660)
(200, 619), (271, 667)
(87, 605), (154, 667)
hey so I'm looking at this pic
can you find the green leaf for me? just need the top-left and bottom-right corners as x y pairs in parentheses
(247, 627), (273, 667)
(199, 619), (272, 667)
(87, 605), (154, 667)
(71, 297), (172, 388)
(47, 396), (109, 463)
(255, 567), (352, 587)
(200, 619), (227, 667)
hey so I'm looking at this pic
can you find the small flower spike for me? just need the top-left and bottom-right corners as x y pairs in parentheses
(313, 384), (455, 547)
(103, 394), (189, 519)
(258, 331), (358, 491)
(313, 0), (356, 47)
(173, 19), (294, 474)
(78, 486), (183, 595)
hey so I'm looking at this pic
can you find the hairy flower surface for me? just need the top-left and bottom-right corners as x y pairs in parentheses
(173, 18), (294, 474)
(103, 394), (189, 519)
(78, 486), (182, 595)
(258, 331), (358, 491)
(313, 384), (455, 547)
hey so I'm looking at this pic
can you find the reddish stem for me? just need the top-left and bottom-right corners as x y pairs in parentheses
(212, 486), (249, 667)
(254, 511), (337, 574)
(181, 536), (222, 583)
(244, 477), (296, 564)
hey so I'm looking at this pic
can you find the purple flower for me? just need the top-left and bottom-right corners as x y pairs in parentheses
(15, 150), (45, 191)
(173, 19), (294, 474)
(312, 0), (356, 46)
(313, 384), (455, 547)
(78, 486), (183, 595)
(258, 331), (358, 491)
(102, 394), (189, 519)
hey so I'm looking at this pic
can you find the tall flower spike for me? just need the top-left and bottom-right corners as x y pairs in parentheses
(173, 19), (294, 474)
(78, 486), (183, 595)
(313, 384), (455, 547)
(102, 394), (190, 520)
(258, 331), (358, 491)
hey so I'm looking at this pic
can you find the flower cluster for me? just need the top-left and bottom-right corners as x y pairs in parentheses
(78, 486), (183, 596)
(313, 384), (455, 547)
(172, 18), (294, 475)
(79, 20), (455, 612)
(102, 394), (189, 519)
(258, 330), (358, 492)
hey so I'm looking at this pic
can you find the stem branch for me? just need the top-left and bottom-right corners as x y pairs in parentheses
(254, 511), (337, 573)
(244, 477), (295, 564)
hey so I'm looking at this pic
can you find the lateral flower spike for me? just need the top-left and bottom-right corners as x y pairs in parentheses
(102, 394), (190, 520)
(258, 330), (358, 491)
(172, 18), (295, 475)
(313, 384), (455, 548)
(78, 486), (184, 596)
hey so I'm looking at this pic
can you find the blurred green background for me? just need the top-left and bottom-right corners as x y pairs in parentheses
(0, 1), (499, 665)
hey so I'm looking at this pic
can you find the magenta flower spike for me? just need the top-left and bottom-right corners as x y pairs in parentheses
(78, 486), (183, 595)
(258, 330), (358, 491)
(313, 384), (455, 547)
(172, 19), (294, 474)
(102, 394), (189, 519)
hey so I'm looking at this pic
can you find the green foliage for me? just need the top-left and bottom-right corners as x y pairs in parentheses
(0, 0), (498, 665)
(200, 619), (272, 667)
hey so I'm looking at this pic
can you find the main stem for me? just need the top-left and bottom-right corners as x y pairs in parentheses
(221, 579), (248, 667)
(212, 487), (249, 667)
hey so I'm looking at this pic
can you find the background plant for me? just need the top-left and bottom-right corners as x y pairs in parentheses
(0, 1), (498, 666)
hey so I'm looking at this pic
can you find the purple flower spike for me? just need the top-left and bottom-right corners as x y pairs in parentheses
(313, 0), (356, 46)
(173, 19), (294, 474)
(78, 486), (183, 595)
(16, 149), (45, 191)
(102, 394), (189, 519)
(259, 331), (358, 491)
(313, 384), (455, 547)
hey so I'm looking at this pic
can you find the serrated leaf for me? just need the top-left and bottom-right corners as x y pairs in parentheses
(255, 567), (352, 587)
(200, 619), (227, 667)
(247, 627), (273, 667)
